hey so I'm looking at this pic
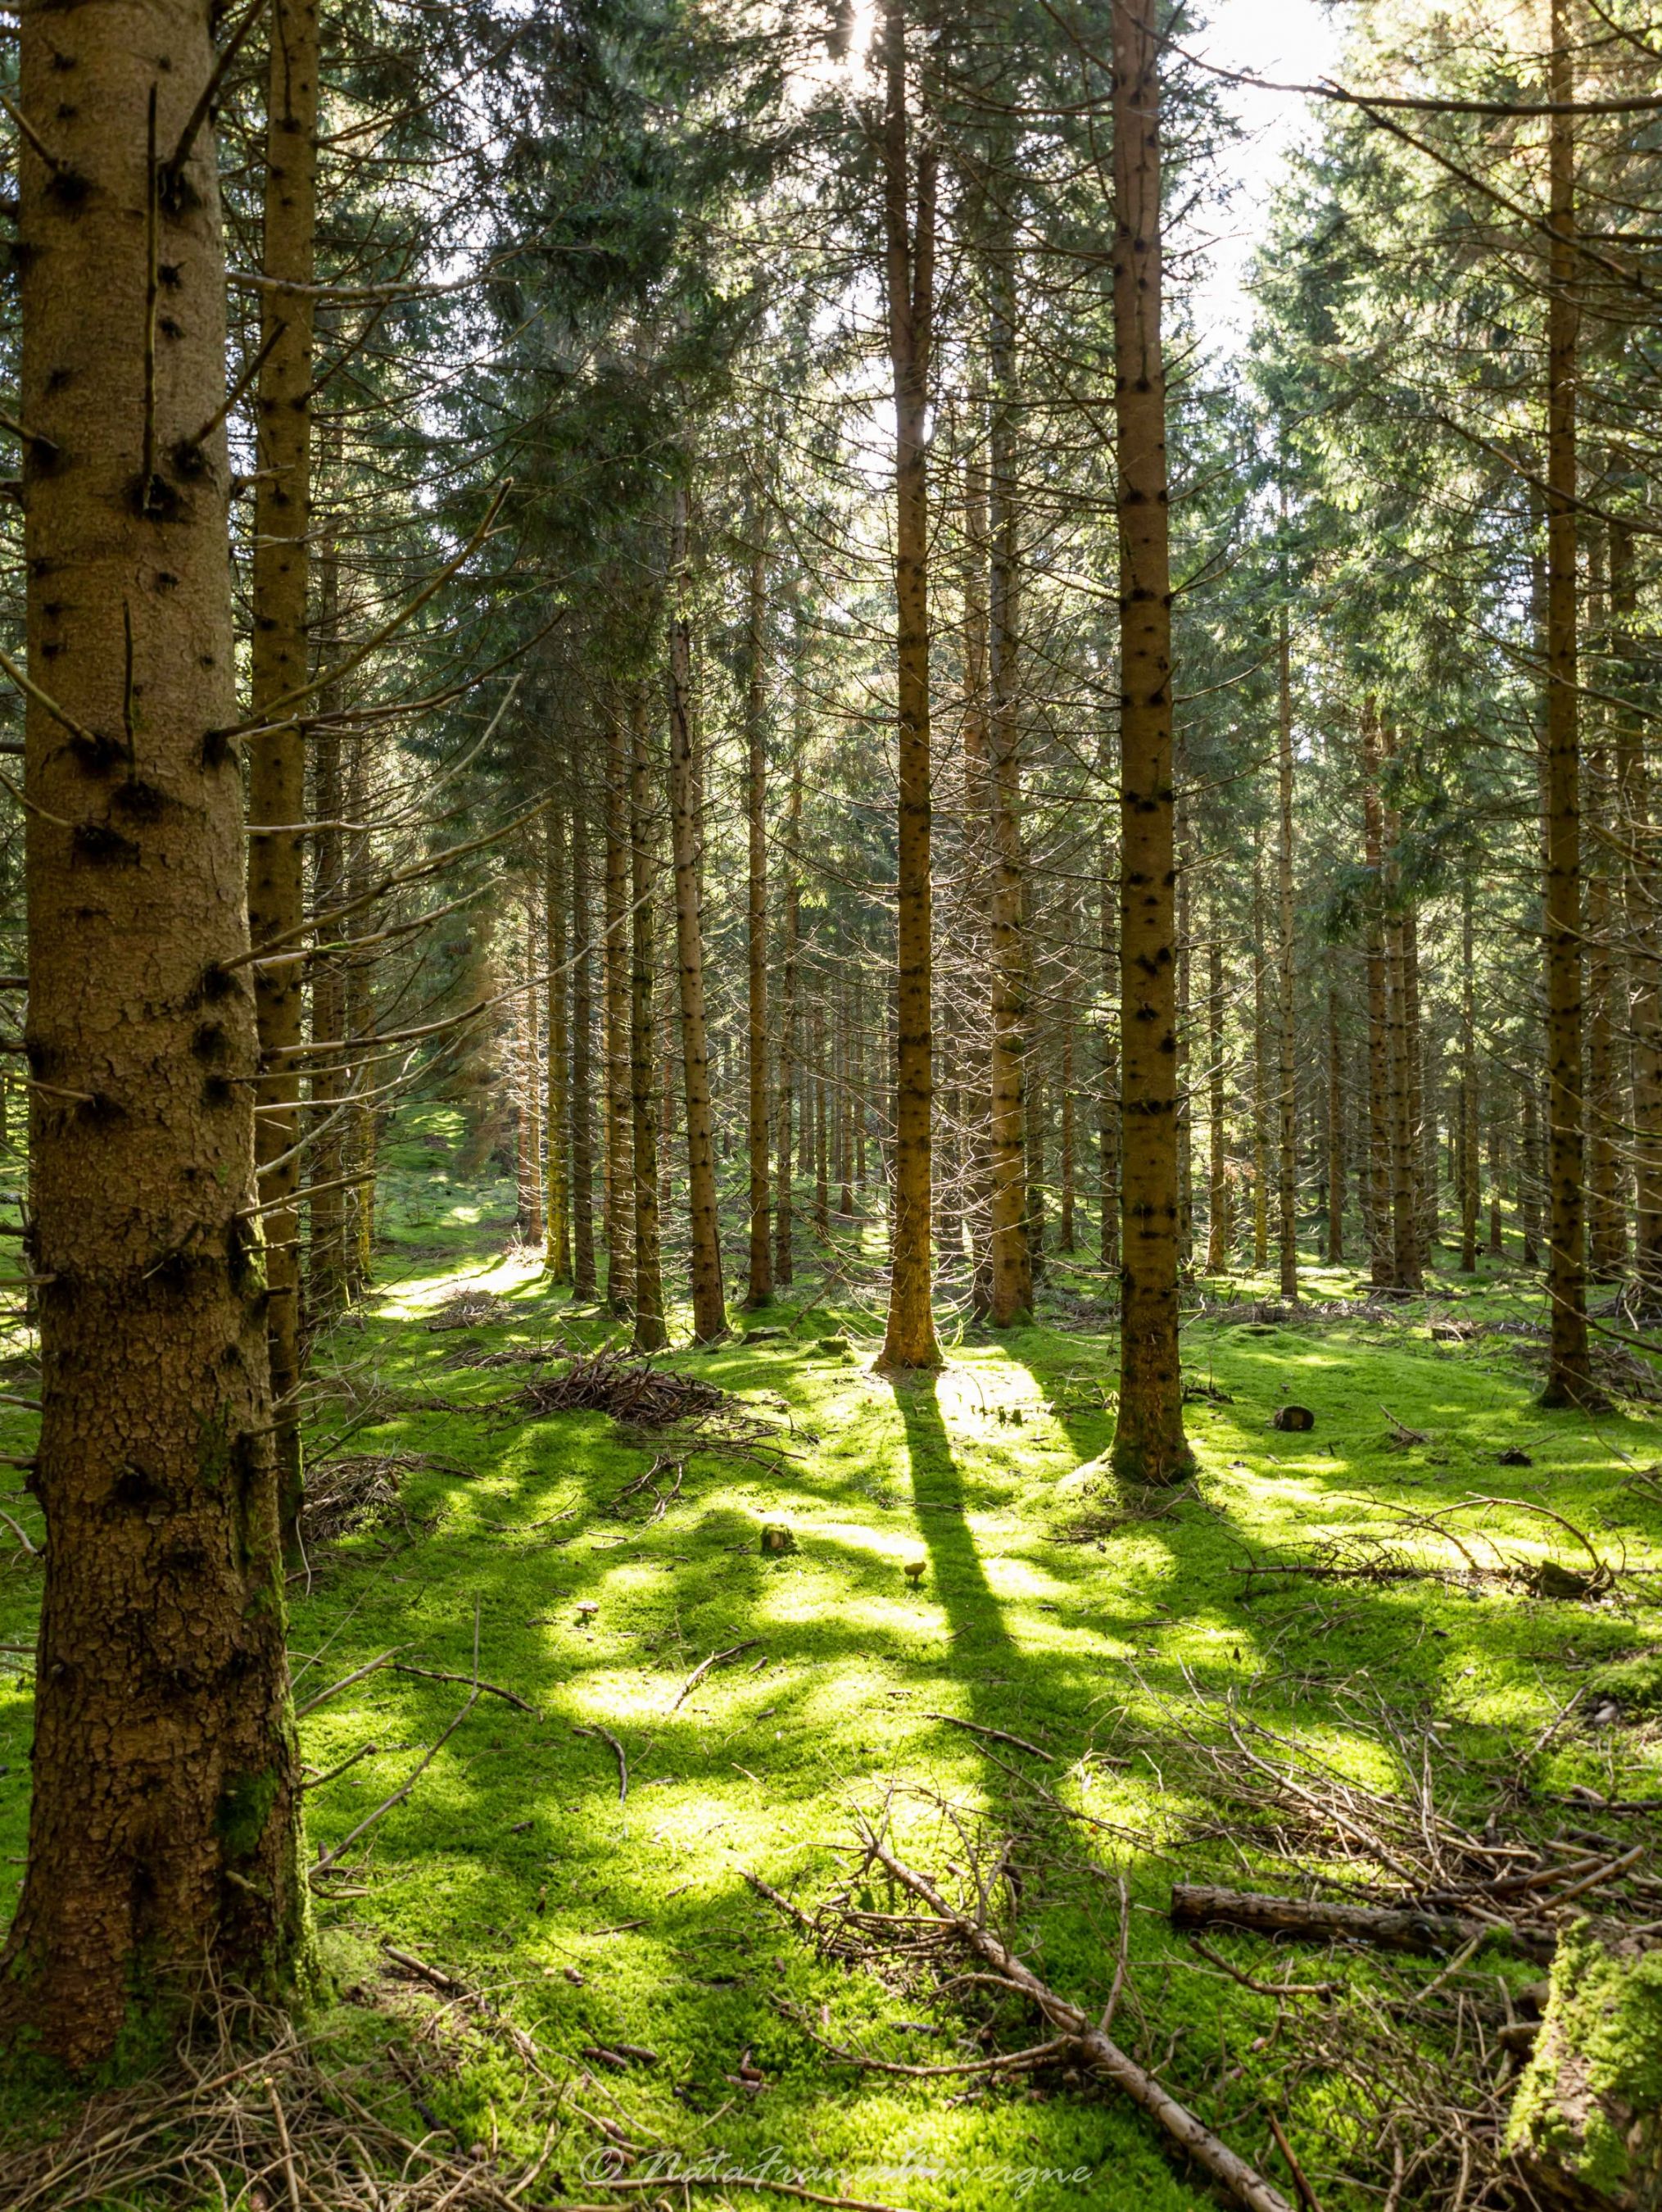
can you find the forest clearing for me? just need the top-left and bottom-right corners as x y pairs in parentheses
(0, 0), (1660, 2207)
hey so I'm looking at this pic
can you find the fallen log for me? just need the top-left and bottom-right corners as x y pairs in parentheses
(1171, 1882), (1555, 1965)
(862, 1835), (1295, 2212)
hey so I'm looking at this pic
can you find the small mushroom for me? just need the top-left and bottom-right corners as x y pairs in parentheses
(903, 1558), (927, 1586)
(575, 1599), (599, 1620)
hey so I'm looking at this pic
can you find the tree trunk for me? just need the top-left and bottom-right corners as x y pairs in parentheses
(987, 257), (1030, 1329)
(775, 749), (799, 1288)
(813, 996), (831, 1239)
(247, 0), (321, 1547)
(667, 489), (725, 1342)
(1058, 913), (1076, 1251)
(960, 466), (996, 1315)
(1460, 878), (1479, 1274)
(1541, 3), (1594, 1403)
(604, 703), (634, 1316)
(1275, 605), (1298, 1299)
(1587, 728), (1625, 1281)
(1252, 848), (1270, 1271)
(1098, 792), (1121, 1273)
(1362, 701), (1394, 1290)
(1382, 733), (1422, 1292)
(570, 772), (596, 1297)
(1614, 517), (1662, 1300)
(343, 732), (376, 1299)
(308, 532), (346, 1323)
(1325, 963), (1345, 1263)
(744, 509), (772, 1305)
(1109, 0), (1192, 1484)
(1206, 909), (1231, 1274)
(1522, 1078), (1543, 1270)
(546, 809), (572, 1281)
(877, 0), (941, 1369)
(517, 897), (544, 1244)
(1, 0), (310, 2065)
(629, 695), (665, 1351)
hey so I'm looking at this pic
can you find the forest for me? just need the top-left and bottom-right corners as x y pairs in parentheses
(0, 0), (1660, 2206)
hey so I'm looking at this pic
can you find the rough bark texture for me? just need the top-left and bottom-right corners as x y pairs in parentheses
(743, 513), (771, 1305)
(1541, 7), (1594, 1404)
(247, 0), (319, 1547)
(1109, 0), (1192, 1484)
(603, 705), (634, 1316)
(1325, 965), (1345, 1262)
(307, 533), (346, 1322)
(569, 759), (596, 1298)
(775, 747), (799, 1288)
(628, 696), (664, 1352)
(667, 490), (724, 1342)
(545, 809), (572, 1282)
(2, 0), (311, 2067)
(878, 0), (941, 1371)
(1362, 702), (1394, 1290)
(1614, 517), (1662, 1299)
(1275, 605), (1297, 1299)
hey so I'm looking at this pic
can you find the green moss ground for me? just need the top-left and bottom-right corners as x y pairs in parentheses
(2, 1104), (1660, 2208)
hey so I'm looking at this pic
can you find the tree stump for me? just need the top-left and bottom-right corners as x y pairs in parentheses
(1506, 1921), (1662, 2210)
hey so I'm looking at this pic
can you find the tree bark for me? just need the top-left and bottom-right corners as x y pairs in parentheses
(1, 0), (310, 2065)
(546, 808), (572, 1281)
(604, 702), (634, 1316)
(569, 755), (597, 1296)
(878, 0), (941, 1370)
(343, 732), (376, 1299)
(1252, 846), (1269, 1271)
(516, 896), (544, 1244)
(1460, 877), (1479, 1274)
(744, 506), (772, 1305)
(1325, 963), (1345, 1262)
(1275, 604), (1298, 1299)
(629, 694), (665, 1351)
(1362, 701), (1394, 1290)
(1613, 516), (1662, 1299)
(307, 530), (346, 1322)
(1098, 790), (1121, 1273)
(1381, 732), (1422, 1292)
(667, 489), (724, 1342)
(1541, 2), (1594, 1403)
(775, 746), (799, 1288)
(1109, 0), (1192, 1483)
(248, 0), (320, 1546)
(1206, 905), (1231, 1274)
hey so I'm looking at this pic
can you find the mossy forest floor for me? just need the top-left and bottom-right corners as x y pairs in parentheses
(2, 1104), (1661, 2210)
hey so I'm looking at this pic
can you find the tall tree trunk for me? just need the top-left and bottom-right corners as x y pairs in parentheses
(1614, 517), (1662, 1299)
(1109, 0), (1192, 1483)
(1252, 848), (1269, 1271)
(518, 898), (544, 1243)
(604, 705), (634, 1316)
(1206, 908), (1231, 1274)
(1460, 878), (1479, 1274)
(343, 733), (376, 1299)
(1275, 604), (1298, 1299)
(546, 809), (572, 1281)
(1541, 2), (1594, 1403)
(960, 468), (996, 1315)
(1058, 914), (1076, 1251)
(629, 695), (665, 1352)
(878, 0), (941, 1370)
(1522, 1078), (1543, 1269)
(1587, 732), (1624, 1281)
(248, 0), (321, 1546)
(813, 995), (831, 1238)
(308, 532), (346, 1323)
(775, 749), (799, 1288)
(1325, 962), (1345, 1263)
(1098, 791), (1121, 1273)
(744, 508), (772, 1305)
(1382, 734), (1422, 1291)
(1176, 766), (1193, 1267)
(1362, 701), (1394, 1290)
(570, 775), (596, 1297)
(668, 489), (725, 1342)
(1, 0), (310, 2065)
(987, 260), (1030, 1328)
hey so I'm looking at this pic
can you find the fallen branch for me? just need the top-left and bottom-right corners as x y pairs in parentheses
(292, 1646), (405, 1720)
(573, 1723), (628, 1803)
(1169, 1883), (1554, 1964)
(860, 1832), (1295, 2212)
(670, 1639), (761, 1712)
(393, 1662), (537, 1715)
(922, 1712), (1053, 1762)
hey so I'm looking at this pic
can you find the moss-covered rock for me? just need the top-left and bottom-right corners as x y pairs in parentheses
(1506, 1920), (1662, 2209)
(1588, 1651), (1662, 1715)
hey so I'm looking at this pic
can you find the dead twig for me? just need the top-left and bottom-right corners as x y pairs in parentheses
(670, 1639), (761, 1712)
